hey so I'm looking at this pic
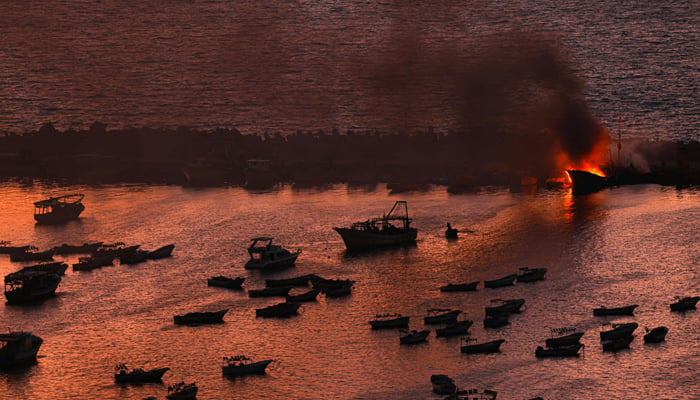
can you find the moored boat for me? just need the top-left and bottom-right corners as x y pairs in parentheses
(8, 262), (68, 277)
(72, 255), (115, 271)
(602, 335), (634, 352)
(147, 244), (175, 260)
(593, 304), (638, 316)
(0, 242), (32, 255)
(333, 201), (417, 251)
(600, 322), (638, 341)
(400, 329), (430, 345)
(516, 267), (547, 282)
(483, 314), (510, 328)
(484, 274), (517, 288)
(670, 296), (699, 312)
(114, 363), (169, 383)
(436, 320), (473, 338)
(424, 309), (461, 325)
(323, 281), (353, 298)
(248, 286), (292, 298)
(431, 374), (457, 395)
(222, 355), (273, 377)
(440, 281), (479, 292)
(0, 332), (43, 368)
(92, 243), (140, 259)
(265, 274), (320, 288)
(244, 237), (301, 271)
(119, 250), (150, 265)
(643, 326), (668, 343)
(545, 329), (584, 348)
(34, 194), (85, 224)
(174, 309), (227, 326)
(166, 381), (198, 400)
(369, 313), (409, 329)
(255, 302), (301, 318)
(52, 242), (103, 255)
(207, 276), (244, 289)
(4, 271), (61, 304)
(460, 339), (505, 354)
(285, 288), (320, 302)
(485, 299), (525, 316)
(535, 343), (583, 358)
(9, 249), (55, 262)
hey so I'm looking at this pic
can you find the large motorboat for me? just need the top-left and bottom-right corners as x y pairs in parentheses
(33, 194), (85, 224)
(244, 237), (301, 270)
(333, 201), (417, 251)
(0, 331), (43, 368)
(4, 271), (61, 304)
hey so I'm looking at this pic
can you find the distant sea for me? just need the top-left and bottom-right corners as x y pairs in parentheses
(0, 0), (698, 141)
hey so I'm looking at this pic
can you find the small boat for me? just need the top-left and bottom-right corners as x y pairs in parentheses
(324, 282), (353, 298)
(265, 274), (320, 288)
(0, 332), (43, 368)
(602, 335), (634, 352)
(92, 244), (140, 259)
(166, 382), (198, 400)
(248, 287), (292, 298)
(445, 223), (458, 239)
(310, 277), (355, 290)
(431, 374), (457, 395)
(643, 326), (668, 343)
(72, 255), (115, 271)
(670, 296), (700, 312)
(114, 363), (170, 383)
(4, 271), (61, 304)
(400, 329), (430, 345)
(483, 314), (509, 328)
(147, 244), (175, 260)
(222, 355), (273, 377)
(33, 194), (85, 225)
(600, 322), (638, 341)
(255, 302), (301, 318)
(485, 299), (525, 316)
(516, 267), (547, 282)
(484, 274), (517, 288)
(244, 237), (301, 270)
(593, 304), (638, 316)
(535, 343), (583, 358)
(52, 242), (103, 255)
(333, 201), (418, 251)
(285, 288), (320, 302)
(119, 250), (150, 265)
(207, 276), (244, 290)
(436, 320), (473, 338)
(0, 242), (32, 255)
(369, 313), (409, 329)
(174, 309), (227, 326)
(460, 339), (505, 354)
(440, 281), (479, 292)
(9, 249), (55, 262)
(424, 309), (461, 325)
(8, 262), (68, 278)
(545, 329), (584, 348)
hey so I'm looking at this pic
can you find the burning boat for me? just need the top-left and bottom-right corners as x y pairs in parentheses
(34, 194), (85, 224)
(333, 201), (417, 251)
(566, 169), (608, 194)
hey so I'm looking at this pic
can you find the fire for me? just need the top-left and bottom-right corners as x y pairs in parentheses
(556, 127), (611, 183)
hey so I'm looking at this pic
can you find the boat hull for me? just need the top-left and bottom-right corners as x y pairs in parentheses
(593, 305), (638, 316)
(4, 274), (61, 305)
(440, 281), (479, 292)
(460, 339), (505, 354)
(484, 274), (517, 288)
(222, 359), (273, 377)
(115, 368), (170, 383)
(34, 203), (85, 225)
(567, 169), (607, 195)
(545, 332), (584, 348)
(244, 253), (299, 270)
(0, 333), (43, 368)
(600, 323), (638, 341)
(255, 302), (301, 318)
(369, 316), (409, 329)
(424, 310), (461, 325)
(535, 343), (583, 358)
(174, 309), (228, 326)
(334, 227), (417, 251)
(436, 320), (473, 337)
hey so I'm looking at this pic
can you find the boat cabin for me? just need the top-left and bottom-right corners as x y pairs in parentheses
(247, 237), (291, 261)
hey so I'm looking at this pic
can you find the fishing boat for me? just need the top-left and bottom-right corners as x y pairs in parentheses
(33, 194), (85, 224)
(431, 374), (457, 395)
(600, 322), (638, 341)
(483, 274), (517, 288)
(207, 276), (244, 290)
(460, 339), (505, 354)
(535, 343), (583, 358)
(248, 287), (292, 298)
(244, 237), (301, 270)
(369, 313), (409, 329)
(436, 320), (473, 338)
(440, 281), (479, 292)
(92, 243), (140, 258)
(9, 249), (55, 262)
(670, 296), (700, 312)
(52, 242), (103, 255)
(72, 255), (115, 271)
(545, 328), (584, 348)
(114, 363), (170, 383)
(485, 299), (525, 316)
(310, 277), (355, 290)
(566, 169), (607, 195)
(173, 309), (228, 326)
(4, 271), (61, 304)
(0, 332), (43, 368)
(593, 304), (638, 316)
(333, 201), (418, 251)
(424, 309), (461, 325)
(643, 326), (668, 343)
(221, 355), (273, 377)
(147, 244), (175, 260)
(119, 250), (150, 265)
(399, 329), (430, 345)
(323, 281), (353, 298)
(9, 262), (68, 277)
(483, 314), (510, 328)
(0, 242), (32, 255)
(255, 302), (301, 318)
(602, 335), (634, 352)
(516, 267), (547, 282)
(265, 274), (320, 288)
(285, 289), (320, 302)
(166, 382), (198, 400)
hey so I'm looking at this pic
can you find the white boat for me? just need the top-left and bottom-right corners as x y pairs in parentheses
(244, 237), (301, 270)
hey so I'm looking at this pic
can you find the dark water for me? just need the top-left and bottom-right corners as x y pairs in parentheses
(0, 182), (698, 399)
(0, 0), (697, 141)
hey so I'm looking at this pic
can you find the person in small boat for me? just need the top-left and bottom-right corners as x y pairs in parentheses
(445, 223), (458, 238)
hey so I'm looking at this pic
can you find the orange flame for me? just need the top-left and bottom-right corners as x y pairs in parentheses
(556, 127), (611, 183)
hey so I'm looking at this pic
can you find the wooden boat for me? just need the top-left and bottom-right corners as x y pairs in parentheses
(431, 374), (457, 395)
(484, 274), (517, 288)
(9, 262), (67, 278)
(333, 201), (418, 251)
(400, 329), (430, 345)
(207, 276), (244, 290)
(516, 267), (547, 282)
(545, 329), (584, 348)
(440, 281), (479, 292)
(72, 255), (115, 271)
(0, 332), (43, 368)
(245, 237), (300, 270)
(445, 223), (458, 239)
(369, 314), (409, 329)
(323, 281), (353, 298)
(483, 314), (509, 328)
(166, 382), (198, 400)
(566, 169), (607, 195)
(119, 250), (150, 265)
(255, 302), (301, 318)
(92, 244), (140, 259)
(424, 309), (461, 325)
(4, 272), (61, 304)
(485, 299), (525, 316)
(285, 288), (320, 302)
(593, 304), (638, 316)
(147, 244), (175, 260)
(33, 194), (85, 224)
(221, 355), (273, 377)
(535, 343), (583, 358)
(460, 339), (505, 354)
(248, 286), (291, 298)
(0, 242), (32, 255)
(266, 274), (320, 288)
(174, 309), (227, 326)
(9, 249), (55, 262)
(436, 320), (473, 337)
(643, 326), (668, 343)
(602, 335), (634, 352)
(670, 296), (700, 312)
(52, 242), (103, 255)
(600, 322), (638, 341)
(114, 363), (169, 383)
